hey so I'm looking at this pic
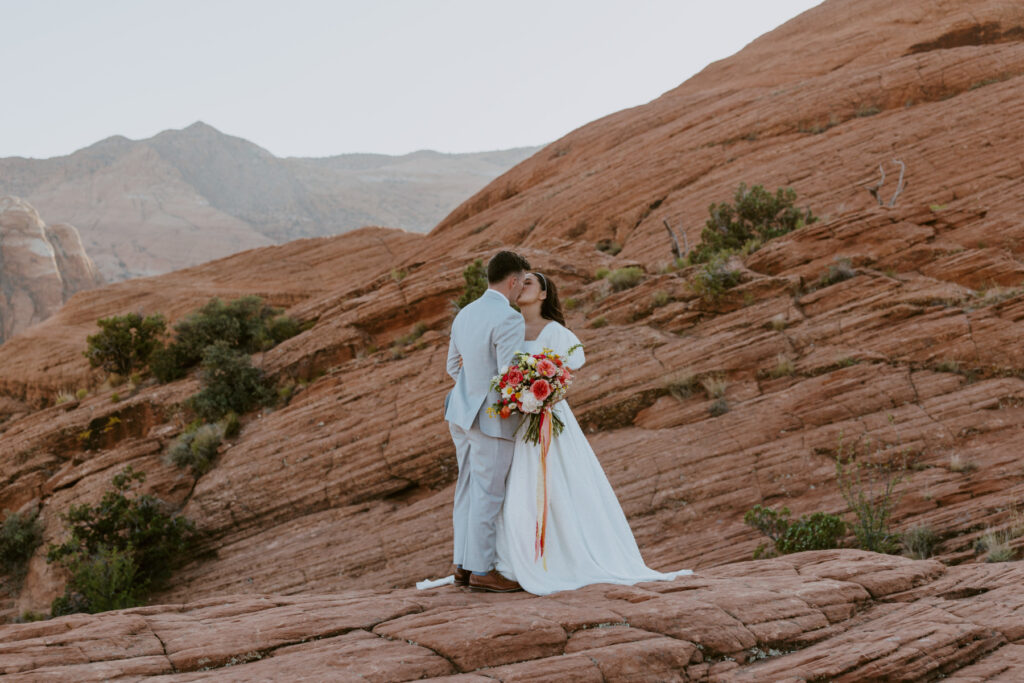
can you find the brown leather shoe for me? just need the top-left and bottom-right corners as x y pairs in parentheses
(468, 570), (522, 593)
(452, 564), (470, 587)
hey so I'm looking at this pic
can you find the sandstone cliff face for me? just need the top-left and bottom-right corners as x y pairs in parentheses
(2, 0), (1024, 678)
(0, 126), (540, 281)
(0, 197), (103, 344)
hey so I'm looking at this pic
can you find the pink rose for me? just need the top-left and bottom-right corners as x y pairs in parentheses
(530, 379), (552, 402)
(505, 368), (525, 386)
(561, 367), (572, 383)
(536, 358), (558, 377)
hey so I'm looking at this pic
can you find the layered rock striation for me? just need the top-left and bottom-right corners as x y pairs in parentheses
(2, 0), (1024, 679)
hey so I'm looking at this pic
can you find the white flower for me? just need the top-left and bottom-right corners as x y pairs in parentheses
(526, 357), (537, 366)
(502, 385), (516, 399)
(500, 366), (508, 375)
(519, 393), (541, 414)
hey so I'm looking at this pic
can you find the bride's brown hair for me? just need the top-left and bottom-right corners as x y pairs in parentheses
(535, 272), (566, 326)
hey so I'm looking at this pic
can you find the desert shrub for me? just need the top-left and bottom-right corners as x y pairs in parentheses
(167, 423), (224, 475)
(744, 505), (846, 559)
(768, 354), (795, 378)
(835, 435), (906, 554)
(607, 267), (644, 292)
(709, 397), (730, 417)
(595, 267), (610, 280)
(948, 453), (978, 473)
(701, 376), (728, 399)
(596, 240), (622, 256)
(690, 254), (742, 303)
(455, 259), (488, 309)
(52, 546), (144, 615)
(188, 343), (274, 422)
(691, 184), (816, 264)
(265, 315), (302, 346)
(173, 296), (285, 364)
(902, 524), (940, 559)
(47, 467), (194, 615)
(83, 313), (166, 376)
(977, 530), (1016, 563)
(152, 297), (301, 383)
(1, 509), (44, 578)
(817, 258), (856, 288)
(590, 316), (608, 328)
(394, 322), (428, 347)
(652, 291), (670, 308)
(76, 388), (88, 400)
(222, 411), (241, 439)
(665, 370), (696, 401)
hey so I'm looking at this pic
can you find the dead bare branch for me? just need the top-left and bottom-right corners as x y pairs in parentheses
(868, 163), (886, 206)
(888, 159), (906, 207)
(664, 219), (684, 260)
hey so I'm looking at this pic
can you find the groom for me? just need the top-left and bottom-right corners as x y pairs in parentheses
(445, 250), (530, 592)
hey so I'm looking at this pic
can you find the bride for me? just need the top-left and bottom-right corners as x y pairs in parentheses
(491, 272), (691, 595)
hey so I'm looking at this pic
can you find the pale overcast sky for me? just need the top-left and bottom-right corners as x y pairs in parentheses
(2, 0), (821, 159)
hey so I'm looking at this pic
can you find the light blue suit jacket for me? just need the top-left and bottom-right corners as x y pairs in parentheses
(444, 289), (525, 440)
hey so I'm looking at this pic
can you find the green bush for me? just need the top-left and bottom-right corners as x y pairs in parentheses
(188, 343), (274, 422)
(607, 267), (644, 292)
(691, 184), (816, 264)
(835, 435), (906, 554)
(53, 546), (144, 615)
(690, 254), (742, 303)
(153, 297), (301, 382)
(83, 313), (166, 376)
(47, 467), (194, 615)
(455, 259), (488, 309)
(167, 423), (224, 475)
(1, 509), (44, 578)
(744, 504), (846, 559)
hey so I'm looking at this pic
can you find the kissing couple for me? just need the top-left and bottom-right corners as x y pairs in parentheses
(424, 250), (691, 595)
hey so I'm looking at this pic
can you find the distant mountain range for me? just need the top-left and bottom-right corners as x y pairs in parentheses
(0, 123), (541, 281)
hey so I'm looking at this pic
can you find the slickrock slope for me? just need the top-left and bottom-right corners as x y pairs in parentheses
(0, 196), (103, 343)
(3, 0), (1024, 679)
(0, 125), (539, 281)
(3, 551), (1024, 681)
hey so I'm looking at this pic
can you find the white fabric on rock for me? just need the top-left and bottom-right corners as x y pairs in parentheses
(493, 321), (692, 595)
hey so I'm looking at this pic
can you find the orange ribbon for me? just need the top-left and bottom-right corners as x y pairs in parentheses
(534, 408), (552, 570)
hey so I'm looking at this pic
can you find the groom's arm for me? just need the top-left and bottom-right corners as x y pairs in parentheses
(446, 336), (462, 381)
(493, 313), (526, 371)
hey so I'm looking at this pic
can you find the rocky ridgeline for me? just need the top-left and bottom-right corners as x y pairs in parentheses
(0, 124), (539, 281)
(3, 0), (1024, 679)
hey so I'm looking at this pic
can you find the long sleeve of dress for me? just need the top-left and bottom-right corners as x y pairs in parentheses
(557, 325), (585, 370)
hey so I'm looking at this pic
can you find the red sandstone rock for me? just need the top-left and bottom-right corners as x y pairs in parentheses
(0, 196), (102, 343)
(1, 0), (1024, 679)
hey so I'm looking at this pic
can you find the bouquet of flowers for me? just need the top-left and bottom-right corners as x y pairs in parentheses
(488, 344), (582, 444)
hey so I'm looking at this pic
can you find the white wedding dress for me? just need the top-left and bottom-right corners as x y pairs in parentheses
(491, 321), (692, 595)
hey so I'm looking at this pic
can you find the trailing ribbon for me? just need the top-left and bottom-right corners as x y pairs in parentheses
(534, 407), (552, 570)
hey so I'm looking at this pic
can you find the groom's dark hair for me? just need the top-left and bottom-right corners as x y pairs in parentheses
(487, 250), (531, 284)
